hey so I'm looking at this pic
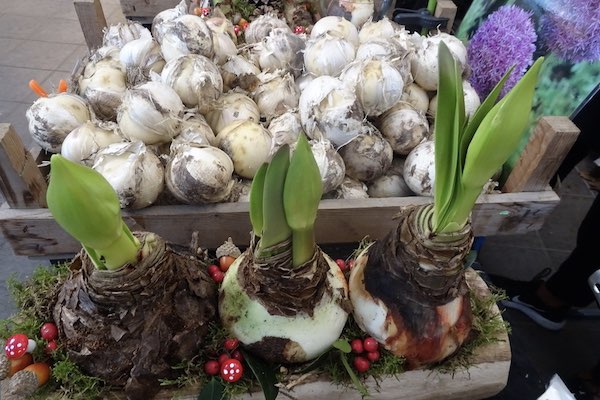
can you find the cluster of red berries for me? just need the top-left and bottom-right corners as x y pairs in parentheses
(208, 255), (237, 283)
(233, 19), (249, 36)
(203, 338), (244, 382)
(351, 337), (380, 373)
(40, 322), (59, 354)
(335, 258), (355, 272)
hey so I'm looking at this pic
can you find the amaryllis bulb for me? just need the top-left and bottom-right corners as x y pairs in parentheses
(244, 14), (290, 44)
(61, 121), (124, 166)
(299, 75), (364, 147)
(303, 33), (356, 77)
(103, 21), (151, 49)
(166, 145), (235, 204)
(26, 93), (91, 153)
(161, 54), (223, 113)
(160, 15), (214, 62)
(93, 141), (165, 209)
(117, 81), (184, 145)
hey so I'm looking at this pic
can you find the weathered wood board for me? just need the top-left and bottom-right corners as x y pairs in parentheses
(119, 0), (181, 23)
(0, 190), (559, 257)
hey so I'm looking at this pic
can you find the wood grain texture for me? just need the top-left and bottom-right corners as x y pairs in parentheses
(503, 116), (580, 193)
(0, 124), (47, 209)
(0, 191), (559, 257)
(110, 269), (510, 400)
(74, 0), (107, 50)
(119, 0), (181, 18)
(434, 0), (457, 32)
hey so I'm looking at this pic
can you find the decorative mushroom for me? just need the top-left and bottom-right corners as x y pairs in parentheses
(4, 334), (36, 360)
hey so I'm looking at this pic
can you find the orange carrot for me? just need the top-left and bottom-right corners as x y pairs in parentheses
(29, 80), (48, 97)
(58, 79), (68, 93)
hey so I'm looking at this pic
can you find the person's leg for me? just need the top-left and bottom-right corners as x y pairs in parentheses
(544, 194), (600, 307)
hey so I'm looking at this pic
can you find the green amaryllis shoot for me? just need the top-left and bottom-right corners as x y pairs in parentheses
(219, 134), (349, 364)
(349, 42), (543, 367)
(47, 155), (217, 397)
(47, 154), (140, 270)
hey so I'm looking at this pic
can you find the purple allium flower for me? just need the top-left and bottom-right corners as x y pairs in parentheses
(539, 0), (600, 63)
(467, 5), (537, 99)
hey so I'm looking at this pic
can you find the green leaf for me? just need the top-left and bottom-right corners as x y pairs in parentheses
(459, 66), (513, 168)
(249, 163), (267, 236)
(197, 377), (228, 400)
(339, 351), (369, 397)
(445, 57), (545, 231)
(283, 134), (322, 231)
(332, 339), (351, 354)
(298, 350), (332, 373)
(260, 146), (291, 250)
(432, 42), (464, 232)
(241, 350), (279, 400)
(46, 155), (140, 269)
(283, 134), (323, 266)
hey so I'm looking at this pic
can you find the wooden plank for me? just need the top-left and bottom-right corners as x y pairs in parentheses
(119, 0), (181, 19)
(0, 191), (559, 257)
(434, 0), (457, 32)
(74, 0), (107, 50)
(503, 116), (580, 193)
(0, 124), (47, 209)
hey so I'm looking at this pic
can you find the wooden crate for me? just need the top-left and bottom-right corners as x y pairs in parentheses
(120, 0), (181, 23)
(0, 116), (579, 258)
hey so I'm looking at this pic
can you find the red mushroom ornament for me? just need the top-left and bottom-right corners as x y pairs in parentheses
(4, 334), (36, 360)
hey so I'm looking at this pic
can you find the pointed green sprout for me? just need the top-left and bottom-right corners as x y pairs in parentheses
(259, 145), (292, 252)
(249, 163), (267, 237)
(432, 41), (544, 234)
(283, 134), (323, 267)
(46, 155), (140, 270)
(248, 135), (323, 268)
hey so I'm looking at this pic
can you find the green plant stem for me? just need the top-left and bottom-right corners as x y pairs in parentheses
(100, 222), (140, 269)
(292, 227), (316, 268)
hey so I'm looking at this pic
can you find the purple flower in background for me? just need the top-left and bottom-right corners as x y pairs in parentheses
(538, 0), (600, 63)
(467, 5), (537, 99)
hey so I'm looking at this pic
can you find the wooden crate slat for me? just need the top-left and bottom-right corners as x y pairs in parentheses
(0, 124), (47, 209)
(434, 0), (457, 32)
(119, 0), (181, 18)
(503, 116), (580, 193)
(0, 191), (559, 257)
(74, 0), (107, 50)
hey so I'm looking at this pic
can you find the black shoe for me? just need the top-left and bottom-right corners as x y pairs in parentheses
(501, 294), (568, 331)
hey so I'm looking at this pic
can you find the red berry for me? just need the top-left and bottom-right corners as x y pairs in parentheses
(233, 25), (241, 35)
(208, 264), (220, 275)
(294, 25), (305, 34)
(367, 350), (380, 362)
(224, 338), (239, 351)
(239, 19), (249, 30)
(211, 270), (225, 283)
(204, 360), (220, 375)
(40, 322), (58, 341)
(335, 259), (347, 271)
(218, 353), (230, 366)
(231, 349), (244, 362)
(45, 340), (58, 354)
(348, 259), (355, 269)
(363, 337), (378, 352)
(201, 7), (211, 16)
(220, 358), (243, 382)
(350, 338), (364, 354)
(353, 356), (370, 373)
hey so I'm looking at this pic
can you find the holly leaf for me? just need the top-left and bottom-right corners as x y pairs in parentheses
(197, 377), (228, 400)
(241, 350), (279, 400)
(332, 339), (351, 354)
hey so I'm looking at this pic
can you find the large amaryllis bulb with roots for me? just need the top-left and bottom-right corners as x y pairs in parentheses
(349, 204), (474, 367)
(349, 43), (544, 367)
(46, 154), (217, 398)
(219, 135), (349, 364)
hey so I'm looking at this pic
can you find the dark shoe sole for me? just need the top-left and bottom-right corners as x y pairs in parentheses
(501, 296), (566, 331)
